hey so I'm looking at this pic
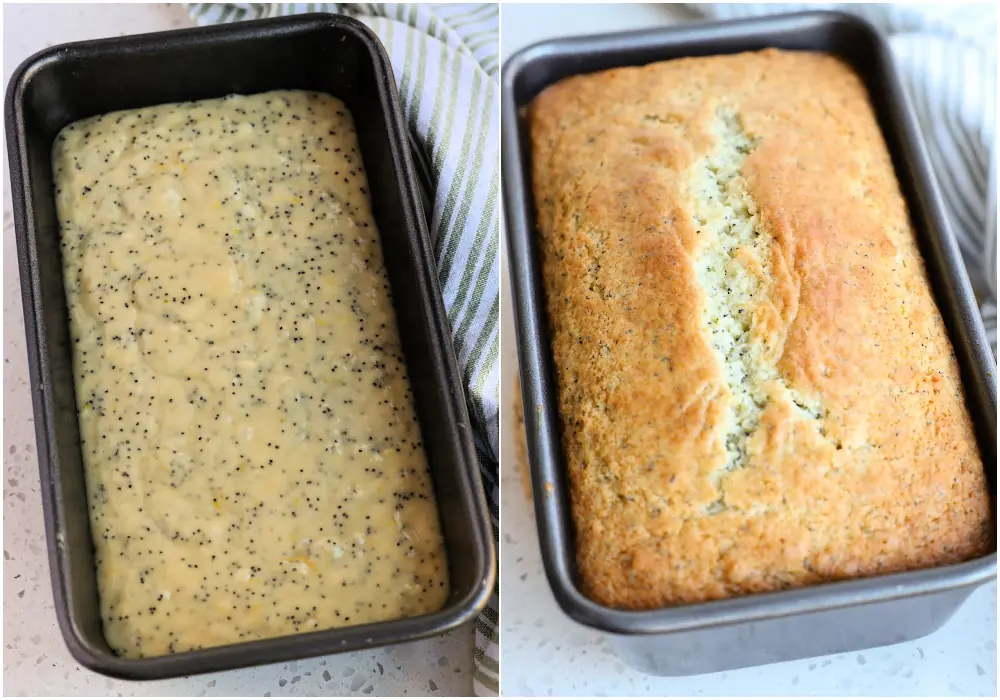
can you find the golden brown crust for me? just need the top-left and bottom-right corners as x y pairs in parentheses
(528, 48), (993, 610)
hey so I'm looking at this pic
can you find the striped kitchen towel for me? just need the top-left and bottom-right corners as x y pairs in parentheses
(187, 3), (500, 695)
(688, 3), (998, 357)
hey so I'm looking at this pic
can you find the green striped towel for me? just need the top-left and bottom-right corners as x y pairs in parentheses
(187, 3), (500, 695)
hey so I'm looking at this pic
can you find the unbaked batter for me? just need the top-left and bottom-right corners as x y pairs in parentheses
(52, 90), (449, 658)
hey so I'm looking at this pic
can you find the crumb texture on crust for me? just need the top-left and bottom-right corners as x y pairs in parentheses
(528, 48), (993, 610)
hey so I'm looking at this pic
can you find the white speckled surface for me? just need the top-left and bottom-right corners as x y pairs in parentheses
(2, 3), (474, 696)
(499, 3), (998, 696)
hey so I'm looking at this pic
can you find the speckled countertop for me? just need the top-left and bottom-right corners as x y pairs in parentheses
(2, 3), (473, 696)
(499, 3), (997, 697)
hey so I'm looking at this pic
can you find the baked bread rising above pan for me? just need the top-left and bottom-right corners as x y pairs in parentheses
(528, 48), (993, 610)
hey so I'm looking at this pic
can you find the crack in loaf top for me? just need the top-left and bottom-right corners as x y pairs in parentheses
(528, 48), (992, 610)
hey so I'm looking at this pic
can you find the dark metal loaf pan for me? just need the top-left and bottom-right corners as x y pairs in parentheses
(501, 10), (997, 677)
(6, 13), (495, 680)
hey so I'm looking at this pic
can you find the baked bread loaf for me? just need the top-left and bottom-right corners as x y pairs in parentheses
(528, 48), (993, 610)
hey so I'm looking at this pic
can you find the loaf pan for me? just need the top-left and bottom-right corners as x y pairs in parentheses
(6, 13), (495, 680)
(501, 10), (997, 676)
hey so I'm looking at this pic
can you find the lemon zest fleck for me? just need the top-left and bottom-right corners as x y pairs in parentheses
(288, 555), (317, 571)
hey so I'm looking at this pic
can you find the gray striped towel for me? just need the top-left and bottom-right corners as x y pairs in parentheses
(187, 3), (500, 695)
(689, 3), (998, 357)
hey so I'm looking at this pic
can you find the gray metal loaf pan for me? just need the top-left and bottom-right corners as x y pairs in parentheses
(6, 13), (495, 680)
(501, 10), (997, 676)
